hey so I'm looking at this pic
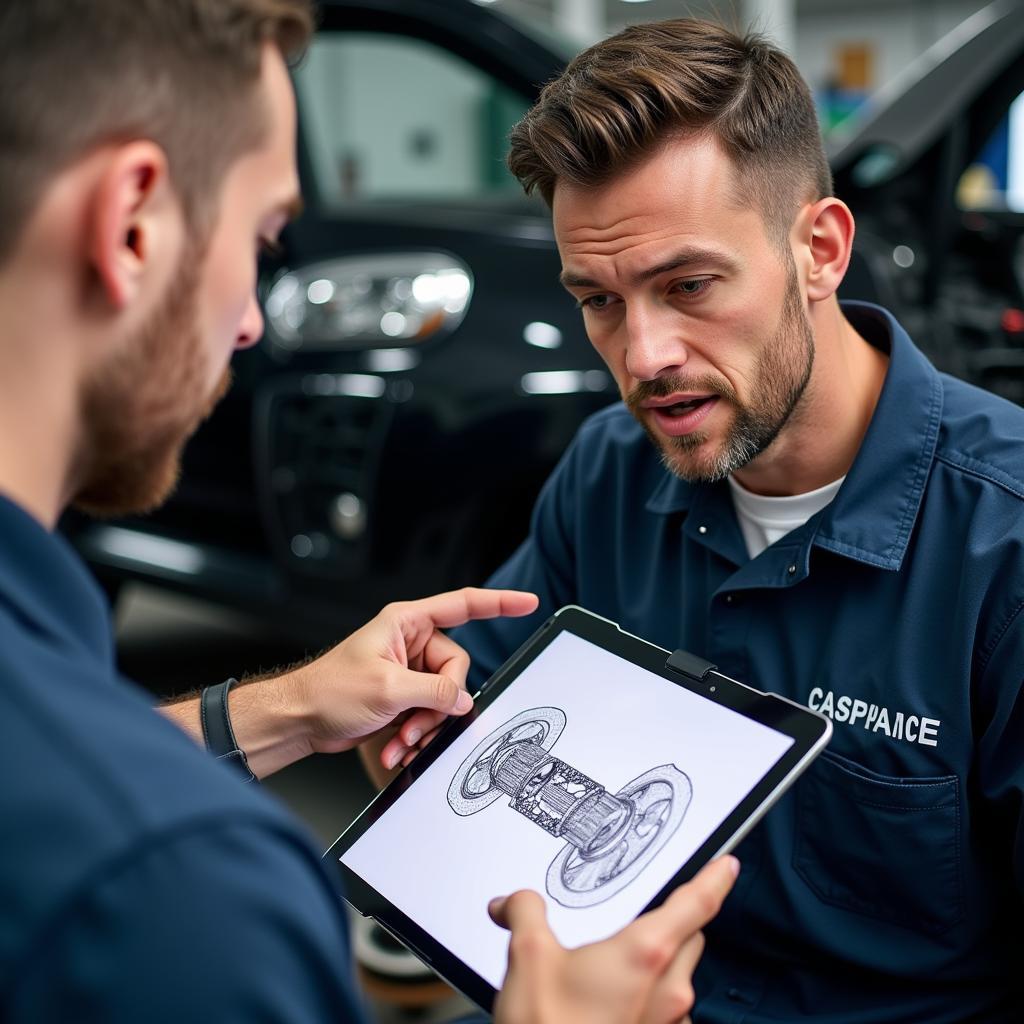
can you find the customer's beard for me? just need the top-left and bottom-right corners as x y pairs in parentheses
(627, 267), (814, 483)
(72, 238), (230, 518)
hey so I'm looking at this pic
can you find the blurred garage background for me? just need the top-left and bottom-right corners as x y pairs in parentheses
(84, 0), (1023, 1018)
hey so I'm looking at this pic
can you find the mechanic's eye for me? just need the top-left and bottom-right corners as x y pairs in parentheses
(675, 278), (712, 297)
(578, 294), (616, 311)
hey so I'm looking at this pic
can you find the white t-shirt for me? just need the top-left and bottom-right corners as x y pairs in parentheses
(727, 475), (845, 559)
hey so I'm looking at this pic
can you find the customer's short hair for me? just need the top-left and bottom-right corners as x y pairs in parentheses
(508, 19), (832, 243)
(0, 0), (314, 264)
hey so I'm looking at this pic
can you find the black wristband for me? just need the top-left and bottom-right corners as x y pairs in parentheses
(200, 678), (256, 782)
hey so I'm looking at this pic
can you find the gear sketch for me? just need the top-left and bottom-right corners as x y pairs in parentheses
(447, 706), (692, 908)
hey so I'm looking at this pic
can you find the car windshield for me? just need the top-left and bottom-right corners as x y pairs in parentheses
(295, 31), (532, 206)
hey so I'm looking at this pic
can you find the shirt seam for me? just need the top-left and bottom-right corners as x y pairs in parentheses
(932, 449), (1024, 503)
(885, 372), (943, 563)
(976, 597), (1024, 677)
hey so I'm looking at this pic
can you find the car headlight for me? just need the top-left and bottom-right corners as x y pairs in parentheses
(265, 252), (473, 351)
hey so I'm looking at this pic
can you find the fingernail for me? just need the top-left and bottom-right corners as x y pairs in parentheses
(725, 855), (740, 877)
(455, 691), (473, 712)
(406, 728), (421, 745)
(385, 749), (402, 770)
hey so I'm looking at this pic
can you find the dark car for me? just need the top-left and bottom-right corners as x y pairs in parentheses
(68, 0), (1024, 641)
(68, 0), (613, 640)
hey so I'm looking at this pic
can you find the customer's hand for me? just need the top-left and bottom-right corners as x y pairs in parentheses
(490, 856), (739, 1024)
(286, 587), (537, 760)
(159, 588), (537, 779)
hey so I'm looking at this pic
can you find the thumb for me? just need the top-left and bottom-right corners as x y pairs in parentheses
(388, 668), (473, 717)
(488, 889), (550, 935)
(657, 856), (740, 940)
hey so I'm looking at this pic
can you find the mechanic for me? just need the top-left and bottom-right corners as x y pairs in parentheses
(0, 2), (738, 1022)
(417, 17), (1024, 1024)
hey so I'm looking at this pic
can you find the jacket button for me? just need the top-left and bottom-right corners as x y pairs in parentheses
(787, 564), (797, 575)
(698, 525), (708, 535)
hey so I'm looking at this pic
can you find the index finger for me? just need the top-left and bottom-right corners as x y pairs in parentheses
(402, 588), (539, 631)
(628, 857), (739, 947)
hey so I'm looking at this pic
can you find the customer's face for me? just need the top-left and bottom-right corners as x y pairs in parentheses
(553, 137), (815, 483)
(74, 45), (301, 516)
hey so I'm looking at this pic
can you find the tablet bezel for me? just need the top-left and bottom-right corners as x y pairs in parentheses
(325, 605), (831, 1012)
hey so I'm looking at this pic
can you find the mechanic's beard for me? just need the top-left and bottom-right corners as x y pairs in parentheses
(72, 238), (229, 518)
(627, 269), (814, 483)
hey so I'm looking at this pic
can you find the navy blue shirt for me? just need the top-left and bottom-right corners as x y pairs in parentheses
(0, 497), (368, 1022)
(453, 303), (1024, 1023)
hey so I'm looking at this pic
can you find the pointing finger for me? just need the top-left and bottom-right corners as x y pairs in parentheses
(400, 588), (539, 632)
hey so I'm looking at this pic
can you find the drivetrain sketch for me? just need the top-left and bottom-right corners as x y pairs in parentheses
(447, 707), (692, 908)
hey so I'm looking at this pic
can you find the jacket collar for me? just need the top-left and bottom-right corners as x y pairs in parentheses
(645, 302), (942, 571)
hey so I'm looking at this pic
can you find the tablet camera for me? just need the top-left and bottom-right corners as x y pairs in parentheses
(446, 706), (692, 908)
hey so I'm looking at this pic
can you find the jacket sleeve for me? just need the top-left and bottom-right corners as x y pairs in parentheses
(7, 818), (369, 1024)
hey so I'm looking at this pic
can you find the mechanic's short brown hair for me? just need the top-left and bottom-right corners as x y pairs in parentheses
(0, 0), (314, 264)
(508, 18), (832, 243)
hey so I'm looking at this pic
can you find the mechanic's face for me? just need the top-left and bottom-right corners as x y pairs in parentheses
(74, 45), (300, 517)
(554, 137), (814, 483)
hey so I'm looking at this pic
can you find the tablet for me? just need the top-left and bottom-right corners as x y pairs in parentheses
(326, 605), (831, 1012)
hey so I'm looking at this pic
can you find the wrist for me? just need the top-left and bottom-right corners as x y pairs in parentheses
(225, 671), (317, 778)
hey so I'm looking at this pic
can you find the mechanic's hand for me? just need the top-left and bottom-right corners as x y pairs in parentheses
(490, 856), (739, 1024)
(286, 587), (537, 760)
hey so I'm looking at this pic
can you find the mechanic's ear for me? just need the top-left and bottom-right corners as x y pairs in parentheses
(794, 196), (855, 303)
(89, 141), (179, 311)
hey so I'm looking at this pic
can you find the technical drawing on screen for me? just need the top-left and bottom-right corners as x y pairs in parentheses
(446, 706), (693, 908)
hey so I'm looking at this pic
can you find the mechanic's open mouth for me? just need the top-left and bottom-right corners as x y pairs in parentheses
(646, 395), (720, 436)
(661, 397), (715, 416)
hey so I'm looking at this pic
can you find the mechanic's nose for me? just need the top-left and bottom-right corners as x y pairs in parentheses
(624, 306), (687, 381)
(235, 293), (264, 350)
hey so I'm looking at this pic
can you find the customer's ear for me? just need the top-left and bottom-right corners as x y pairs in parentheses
(87, 141), (180, 311)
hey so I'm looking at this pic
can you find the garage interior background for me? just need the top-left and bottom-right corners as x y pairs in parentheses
(303, 1), (1021, 205)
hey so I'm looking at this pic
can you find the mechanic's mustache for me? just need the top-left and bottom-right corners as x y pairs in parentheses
(626, 373), (738, 411)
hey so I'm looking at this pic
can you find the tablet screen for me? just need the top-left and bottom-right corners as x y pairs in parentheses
(340, 630), (795, 989)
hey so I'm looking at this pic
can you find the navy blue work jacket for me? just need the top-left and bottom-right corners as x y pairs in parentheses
(0, 497), (367, 1022)
(453, 303), (1024, 1023)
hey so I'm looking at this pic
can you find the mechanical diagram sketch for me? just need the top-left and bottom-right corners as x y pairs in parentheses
(447, 707), (692, 908)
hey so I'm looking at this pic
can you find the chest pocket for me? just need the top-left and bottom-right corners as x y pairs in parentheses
(793, 749), (963, 933)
